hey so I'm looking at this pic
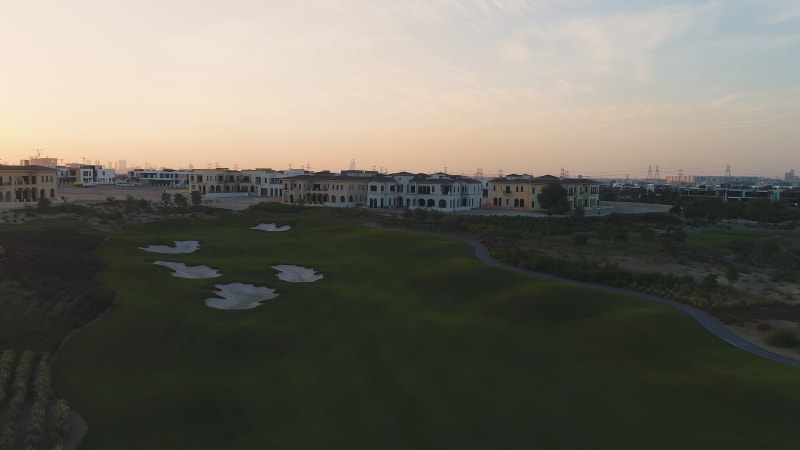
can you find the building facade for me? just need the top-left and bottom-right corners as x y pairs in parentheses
(488, 174), (600, 211)
(130, 168), (188, 187)
(0, 165), (58, 204)
(280, 171), (483, 211)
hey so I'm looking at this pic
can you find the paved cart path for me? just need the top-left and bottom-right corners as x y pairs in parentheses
(365, 224), (800, 369)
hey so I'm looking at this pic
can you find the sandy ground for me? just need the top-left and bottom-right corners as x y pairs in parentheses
(205, 283), (279, 309)
(140, 240), (200, 254)
(252, 223), (291, 231)
(153, 261), (222, 279)
(272, 265), (324, 282)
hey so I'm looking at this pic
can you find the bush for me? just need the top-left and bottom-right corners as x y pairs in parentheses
(756, 322), (772, 331)
(765, 328), (800, 348)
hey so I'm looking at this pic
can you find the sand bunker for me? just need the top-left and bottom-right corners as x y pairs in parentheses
(153, 261), (222, 279)
(205, 283), (279, 310)
(140, 240), (200, 254)
(272, 265), (323, 282)
(251, 223), (291, 232)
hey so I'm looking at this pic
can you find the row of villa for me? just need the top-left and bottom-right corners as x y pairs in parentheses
(189, 168), (601, 212)
(1, 163), (602, 213)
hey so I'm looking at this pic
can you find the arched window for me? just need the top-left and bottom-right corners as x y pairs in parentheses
(438, 199), (446, 208)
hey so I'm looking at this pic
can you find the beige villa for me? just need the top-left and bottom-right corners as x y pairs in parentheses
(488, 174), (600, 211)
(0, 165), (58, 206)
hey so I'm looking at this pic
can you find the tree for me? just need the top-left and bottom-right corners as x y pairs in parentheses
(37, 197), (51, 209)
(190, 190), (202, 207)
(700, 273), (718, 292)
(537, 183), (570, 215)
(725, 264), (740, 286)
(173, 193), (189, 209)
(160, 192), (172, 208)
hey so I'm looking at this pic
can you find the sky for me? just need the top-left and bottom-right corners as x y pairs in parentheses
(1, 0), (798, 179)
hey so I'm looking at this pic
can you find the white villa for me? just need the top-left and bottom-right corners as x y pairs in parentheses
(279, 170), (483, 211)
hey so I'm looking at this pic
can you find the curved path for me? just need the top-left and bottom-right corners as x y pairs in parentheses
(366, 224), (800, 369)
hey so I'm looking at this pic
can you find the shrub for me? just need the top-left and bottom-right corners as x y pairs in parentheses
(765, 328), (800, 348)
(756, 322), (772, 331)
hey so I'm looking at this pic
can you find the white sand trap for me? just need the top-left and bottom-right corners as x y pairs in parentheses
(251, 223), (291, 232)
(205, 283), (279, 310)
(139, 240), (200, 254)
(153, 261), (222, 279)
(272, 265), (324, 282)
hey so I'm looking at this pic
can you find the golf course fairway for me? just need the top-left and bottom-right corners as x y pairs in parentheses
(54, 210), (800, 449)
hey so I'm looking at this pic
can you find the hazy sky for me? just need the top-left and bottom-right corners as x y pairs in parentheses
(2, 1), (798, 178)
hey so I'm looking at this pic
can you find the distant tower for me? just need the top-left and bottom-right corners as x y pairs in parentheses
(647, 165), (653, 180)
(654, 165), (660, 180)
(725, 164), (731, 177)
(498, 169), (503, 178)
(349, 158), (356, 170)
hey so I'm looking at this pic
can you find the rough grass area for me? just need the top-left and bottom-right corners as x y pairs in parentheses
(54, 210), (800, 450)
(0, 218), (114, 352)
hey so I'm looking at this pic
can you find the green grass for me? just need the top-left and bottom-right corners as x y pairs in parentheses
(54, 210), (800, 449)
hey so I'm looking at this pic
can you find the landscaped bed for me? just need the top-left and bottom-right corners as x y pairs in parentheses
(50, 208), (800, 449)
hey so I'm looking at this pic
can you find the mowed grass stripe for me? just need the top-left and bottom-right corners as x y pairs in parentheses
(55, 210), (800, 449)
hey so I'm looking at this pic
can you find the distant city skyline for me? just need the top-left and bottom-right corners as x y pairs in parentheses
(2, 1), (798, 179)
